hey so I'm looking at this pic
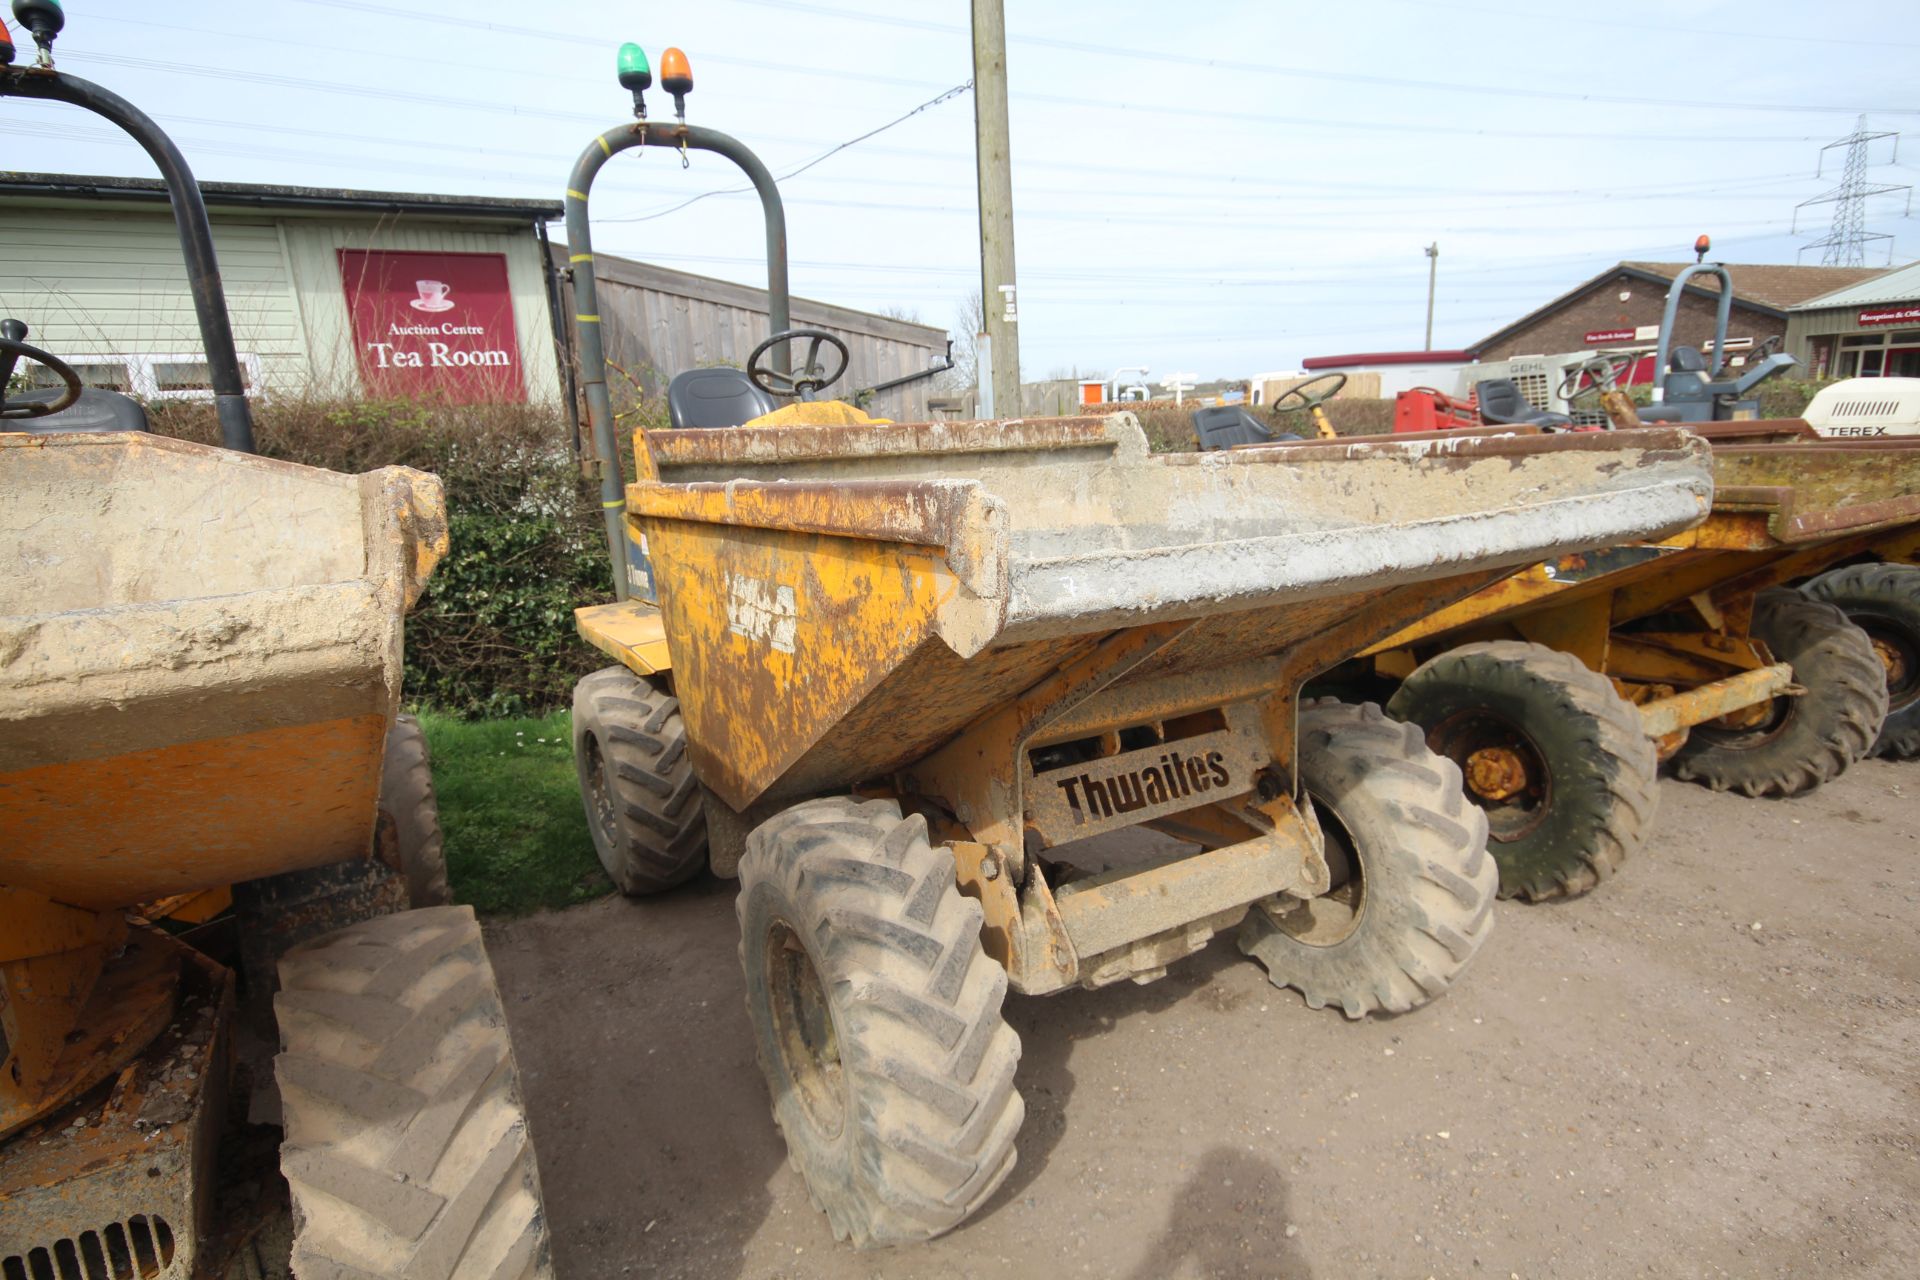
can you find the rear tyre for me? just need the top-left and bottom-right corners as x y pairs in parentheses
(737, 797), (1023, 1247)
(378, 713), (453, 908)
(1240, 699), (1497, 1019)
(572, 666), (708, 894)
(1673, 589), (1889, 796)
(275, 906), (554, 1279)
(1802, 563), (1920, 759)
(1384, 641), (1658, 901)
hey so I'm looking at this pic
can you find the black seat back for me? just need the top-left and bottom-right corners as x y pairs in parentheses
(8, 385), (150, 434)
(1668, 345), (1708, 374)
(1193, 405), (1297, 450)
(667, 367), (775, 429)
(1473, 378), (1532, 424)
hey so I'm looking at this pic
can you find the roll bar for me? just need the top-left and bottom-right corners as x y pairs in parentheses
(1652, 263), (1735, 404)
(0, 66), (257, 452)
(564, 121), (790, 598)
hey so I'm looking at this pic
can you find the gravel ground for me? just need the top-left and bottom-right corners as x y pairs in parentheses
(485, 761), (1920, 1279)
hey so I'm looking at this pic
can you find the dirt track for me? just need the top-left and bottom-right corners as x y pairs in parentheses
(486, 762), (1920, 1279)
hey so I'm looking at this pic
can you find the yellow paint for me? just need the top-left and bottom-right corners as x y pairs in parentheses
(576, 600), (675, 676)
(567, 188), (590, 201)
(141, 886), (232, 925)
(640, 516), (951, 810)
(742, 401), (894, 428)
(0, 714), (386, 910)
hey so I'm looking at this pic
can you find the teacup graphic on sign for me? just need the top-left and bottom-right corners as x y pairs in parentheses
(410, 279), (455, 313)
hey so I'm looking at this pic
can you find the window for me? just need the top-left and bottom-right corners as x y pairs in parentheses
(15, 353), (258, 399)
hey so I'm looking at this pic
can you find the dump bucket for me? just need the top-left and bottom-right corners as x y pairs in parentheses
(0, 431), (447, 910)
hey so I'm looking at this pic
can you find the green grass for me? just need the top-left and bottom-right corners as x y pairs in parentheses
(418, 711), (613, 915)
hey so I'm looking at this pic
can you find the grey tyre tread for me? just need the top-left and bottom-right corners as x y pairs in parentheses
(572, 666), (708, 894)
(1385, 640), (1658, 902)
(274, 906), (554, 1280)
(1240, 699), (1498, 1020)
(380, 714), (453, 908)
(1672, 589), (1889, 796)
(1802, 563), (1920, 759)
(737, 797), (1024, 1247)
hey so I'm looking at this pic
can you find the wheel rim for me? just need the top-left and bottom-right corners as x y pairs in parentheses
(582, 731), (622, 850)
(765, 920), (845, 1140)
(1426, 709), (1551, 843)
(1271, 793), (1367, 948)
(1856, 615), (1920, 714)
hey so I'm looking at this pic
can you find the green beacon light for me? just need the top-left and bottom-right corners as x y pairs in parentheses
(11, 0), (63, 57)
(618, 42), (652, 117)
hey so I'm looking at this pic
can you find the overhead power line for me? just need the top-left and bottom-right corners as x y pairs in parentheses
(726, 0), (1920, 116)
(595, 82), (975, 224)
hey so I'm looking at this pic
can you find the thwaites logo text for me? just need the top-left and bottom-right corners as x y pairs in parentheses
(1056, 747), (1233, 827)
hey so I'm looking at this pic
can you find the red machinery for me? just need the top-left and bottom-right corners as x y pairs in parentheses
(1393, 386), (1481, 434)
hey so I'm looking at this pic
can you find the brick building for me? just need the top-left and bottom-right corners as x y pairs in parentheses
(1473, 261), (1883, 364)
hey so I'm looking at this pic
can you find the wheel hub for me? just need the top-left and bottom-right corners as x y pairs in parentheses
(1464, 746), (1529, 801)
(1874, 635), (1910, 689)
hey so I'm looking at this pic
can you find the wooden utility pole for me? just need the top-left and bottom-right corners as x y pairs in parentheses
(1423, 242), (1439, 349)
(972, 0), (1020, 417)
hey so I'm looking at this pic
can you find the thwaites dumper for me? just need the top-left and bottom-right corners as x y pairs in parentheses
(558, 51), (1713, 1246)
(1352, 419), (1920, 902)
(0, 12), (551, 1279)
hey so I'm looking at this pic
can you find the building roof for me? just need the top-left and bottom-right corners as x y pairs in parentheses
(1303, 349), (1474, 370)
(1621, 261), (1886, 309)
(0, 172), (563, 221)
(1472, 260), (1889, 354)
(1790, 260), (1920, 311)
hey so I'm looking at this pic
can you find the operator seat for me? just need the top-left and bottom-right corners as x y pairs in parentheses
(1191, 405), (1302, 450)
(666, 367), (776, 429)
(7, 386), (150, 434)
(1473, 378), (1572, 430)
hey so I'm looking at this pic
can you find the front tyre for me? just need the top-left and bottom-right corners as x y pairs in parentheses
(737, 797), (1023, 1247)
(1240, 699), (1497, 1019)
(1672, 590), (1888, 796)
(1384, 641), (1658, 901)
(1802, 563), (1920, 759)
(571, 666), (708, 894)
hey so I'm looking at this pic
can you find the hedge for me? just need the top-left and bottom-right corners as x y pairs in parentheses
(147, 397), (639, 718)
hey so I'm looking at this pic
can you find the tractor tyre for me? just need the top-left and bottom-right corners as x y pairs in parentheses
(1673, 589), (1888, 797)
(737, 797), (1023, 1247)
(572, 666), (708, 894)
(274, 906), (554, 1280)
(1384, 641), (1658, 902)
(1240, 699), (1497, 1019)
(377, 713), (453, 908)
(1802, 563), (1920, 759)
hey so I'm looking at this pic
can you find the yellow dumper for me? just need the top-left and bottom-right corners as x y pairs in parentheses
(1358, 424), (1920, 901)
(571, 409), (1718, 1244)
(555, 65), (1722, 1246)
(0, 431), (550, 1280)
(1, 21), (551, 1275)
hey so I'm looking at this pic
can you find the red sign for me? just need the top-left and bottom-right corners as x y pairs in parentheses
(1858, 305), (1920, 328)
(1584, 328), (1636, 345)
(338, 250), (524, 402)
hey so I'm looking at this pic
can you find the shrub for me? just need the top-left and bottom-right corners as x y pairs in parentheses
(146, 396), (619, 718)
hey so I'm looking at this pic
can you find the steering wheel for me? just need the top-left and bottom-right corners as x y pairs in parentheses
(0, 333), (83, 419)
(1556, 355), (1634, 403)
(1270, 371), (1347, 415)
(746, 328), (851, 400)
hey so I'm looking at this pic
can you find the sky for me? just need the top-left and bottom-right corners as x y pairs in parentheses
(4, 0), (1918, 383)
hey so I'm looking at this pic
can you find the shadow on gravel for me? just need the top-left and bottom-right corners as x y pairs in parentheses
(1123, 1145), (1312, 1280)
(973, 942), (1245, 1224)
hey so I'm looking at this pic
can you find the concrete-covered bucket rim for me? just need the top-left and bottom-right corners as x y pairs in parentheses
(0, 430), (449, 909)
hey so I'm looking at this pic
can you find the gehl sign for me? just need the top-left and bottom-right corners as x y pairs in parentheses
(1025, 705), (1271, 845)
